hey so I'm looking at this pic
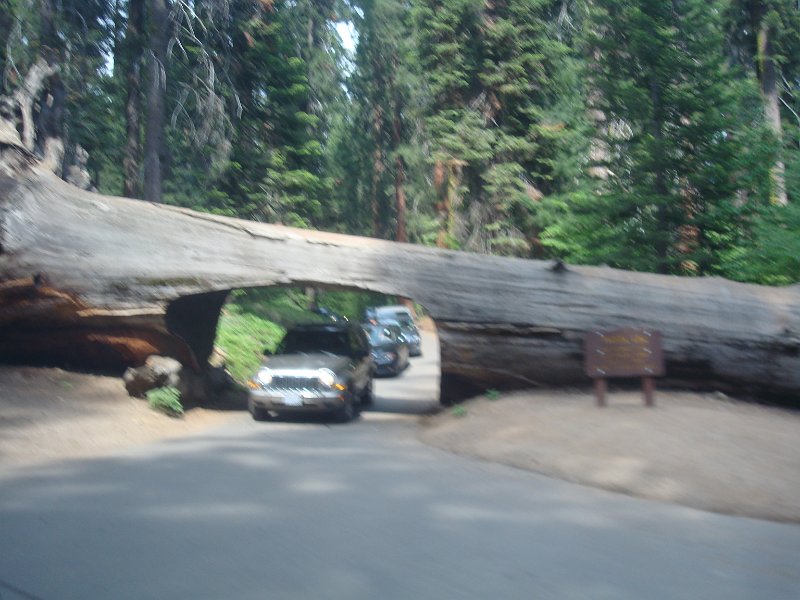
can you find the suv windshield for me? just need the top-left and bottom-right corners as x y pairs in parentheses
(392, 313), (413, 326)
(277, 330), (350, 355)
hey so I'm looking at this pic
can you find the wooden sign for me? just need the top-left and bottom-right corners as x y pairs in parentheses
(584, 328), (665, 407)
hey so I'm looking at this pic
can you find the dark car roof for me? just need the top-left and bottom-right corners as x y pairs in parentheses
(289, 322), (354, 332)
(289, 322), (350, 331)
(275, 322), (366, 357)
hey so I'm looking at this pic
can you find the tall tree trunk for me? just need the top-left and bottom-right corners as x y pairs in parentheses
(435, 161), (461, 249)
(143, 0), (170, 203)
(123, 0), (144, 198)
(434, 161), (449, 248)
(370, 104), (384, 237)
(392, 115), (408, 242)
(36, 0), (66, 174)
(11, 58), (59, 152)
(650, 75), (670, 273)
(305, 12), (318, 119)
(393, 153), (407, 242)
(307, 14), (315, 51)
(391, 57), (407, 243)
(0, 0), (13, 96)
(757, 19), (788, 206)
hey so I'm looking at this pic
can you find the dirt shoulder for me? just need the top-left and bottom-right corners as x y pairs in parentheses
(419, 389), (800, 523)
(0, 366), (238, 468)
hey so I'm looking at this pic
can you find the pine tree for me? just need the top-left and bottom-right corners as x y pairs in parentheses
(542, 0), (773, 275)
(412, 0), (582, 255)
(726, 0), (800, 205)
(343, 0), (418, 240)
(203, 0), (329, 226)
(476, 0), (583, 256)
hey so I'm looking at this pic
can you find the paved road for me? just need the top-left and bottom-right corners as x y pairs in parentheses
(1, 333), (799, 600)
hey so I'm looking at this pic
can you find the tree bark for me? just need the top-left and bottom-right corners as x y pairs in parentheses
(11, 58), (60, 153)
(389, 51), (407, 243)
(1, 162), (799, 403)
(370, 104), (384, 237)
(394, 153), (407, 243)
(143, 0), (170, 203)
(649, 74), (670, 273)
(0, 0), (13, 96)
(757, 17), (788, 205)
(391, 75), (407, 243)
(35, 0), (66, 174)
(123, 0), (145, 198)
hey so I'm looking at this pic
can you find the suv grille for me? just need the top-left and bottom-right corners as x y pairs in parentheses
(271, 376), (321, 390)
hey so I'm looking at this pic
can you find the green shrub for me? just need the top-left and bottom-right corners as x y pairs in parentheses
(451, 405), (468, 418)
(485, 389), (501, 401)
(146, 386), (184, 417)
(215, 308), (285, 383)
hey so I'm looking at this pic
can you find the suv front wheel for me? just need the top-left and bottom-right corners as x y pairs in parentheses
(251, 405), (273, 421)
(360, 378), (374, 406)
(333, 393), (358, 423)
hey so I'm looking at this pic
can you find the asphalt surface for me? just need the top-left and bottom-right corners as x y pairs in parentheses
(1, 333), (799, 600)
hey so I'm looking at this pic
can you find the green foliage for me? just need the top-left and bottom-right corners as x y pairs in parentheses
(146, 386), (184, 418)
(215, 304), (286, 383)
(541, 0), (778, 276)
(412, 0), (584, 256)
(227, 287), (321, 325)
(2, 0), (121, 188)
(339, 0), (423, 240)
(5, 0), (798, 288)
(215, 287), (393, 382)
(485, 389), (501, 401)
(726, 0), (800, 77)
(314, 289), (394, 321)
(720, 203), (800, 285)
(183, 2), (332, 223)
(451, 405), (468, 417)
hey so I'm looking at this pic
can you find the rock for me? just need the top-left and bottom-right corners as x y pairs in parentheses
(123, 355), (182, 398)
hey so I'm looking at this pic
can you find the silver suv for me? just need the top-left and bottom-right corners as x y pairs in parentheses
(247, 323), (374, 422)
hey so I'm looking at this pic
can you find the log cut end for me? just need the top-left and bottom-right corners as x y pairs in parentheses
(0, 276), (199, 371)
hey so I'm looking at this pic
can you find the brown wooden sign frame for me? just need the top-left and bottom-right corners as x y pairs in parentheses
(584, 328), (665, 407)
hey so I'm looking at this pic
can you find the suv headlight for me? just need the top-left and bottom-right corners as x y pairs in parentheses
(256, 368), (273, 386)
(317, 368), (336, 388)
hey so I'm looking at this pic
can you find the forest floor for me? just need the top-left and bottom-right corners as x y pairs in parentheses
(0, 366), (238, 468)
(2, 365), (799, 523)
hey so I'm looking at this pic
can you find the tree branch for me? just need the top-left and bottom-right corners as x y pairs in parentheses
(11, 57), (60, 152)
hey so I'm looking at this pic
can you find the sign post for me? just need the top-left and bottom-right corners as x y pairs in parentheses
(584, 328), (665, 407)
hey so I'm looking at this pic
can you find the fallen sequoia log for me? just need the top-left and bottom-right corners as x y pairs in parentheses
(1, 157), (799, 403)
